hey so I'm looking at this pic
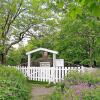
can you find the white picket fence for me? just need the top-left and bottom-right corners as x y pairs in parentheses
(10, 66), (84, 83)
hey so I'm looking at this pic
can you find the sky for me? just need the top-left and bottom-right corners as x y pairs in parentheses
(13, 37), (29, 49)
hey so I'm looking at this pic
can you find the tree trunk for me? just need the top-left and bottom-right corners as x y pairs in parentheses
(1, 53), (7, 65)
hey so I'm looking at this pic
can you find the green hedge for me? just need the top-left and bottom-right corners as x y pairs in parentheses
(0, 66), (31, 100)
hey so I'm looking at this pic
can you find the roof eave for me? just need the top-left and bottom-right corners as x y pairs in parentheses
(26, 48), (58, 55)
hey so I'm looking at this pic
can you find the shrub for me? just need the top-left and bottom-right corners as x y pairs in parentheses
(65, 71), (82, 85)
(64, 84), (100, 100)
(0, 66), (31, 100)
(81, 71), (100, 84)
(81, 59), (90, 67)
(72, 59), (81, 65)
(82, 86), (100, 100)
(45, 82), (55, 88)
(28, 80), (48, 84)
(47, 69), (100, 100)
(46, 91), (64, 100)
(96, 60), (100, 67)
(65, 70), (100, 85)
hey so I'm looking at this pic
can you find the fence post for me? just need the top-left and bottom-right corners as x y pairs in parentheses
(48, 67), (51, 84)
(27, 67), (30, 80)
(52, 67), (56, 83)
(81, 66), (85, 73)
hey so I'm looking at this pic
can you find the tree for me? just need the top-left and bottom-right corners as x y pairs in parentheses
(3, 0), (100, 67)
(0, 0), (31, 64)
(0, 0), (56, 64)
(7, 46), (27, 66)
(25, 0), (100, 67)
(59, 0), (100, 66)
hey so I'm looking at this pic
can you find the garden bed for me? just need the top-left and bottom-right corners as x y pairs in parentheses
(46, 69), (100, 100)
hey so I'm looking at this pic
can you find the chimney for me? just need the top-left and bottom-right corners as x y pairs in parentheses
(43, 51), (48, 61)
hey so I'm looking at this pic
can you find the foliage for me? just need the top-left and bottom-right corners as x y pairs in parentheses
(45, 82), (55, 88)
(22, 0), (100, 67)
(0, 0), (98, 66)
(0, 0), (58, 64)
(65, 71), (82, 85)
(65, 70), (100, 85)
(28, 80), (48, 85)
(6, 47), (27, 66)
(96, 60), (100, 67)
(59, 0), (100, 66)
(82, 86), (100, 100)
(81, 59), (91, 67)
(47, 70), (100, 100)
(6, 49), (22, 66)
(64, 85), (100, 100)
(1, 0), (99, 67)
(46, 91), (64, 100)
(0, 66), (31, 100)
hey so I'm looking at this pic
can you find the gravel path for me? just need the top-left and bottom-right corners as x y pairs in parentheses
(31, 85), (55, 100)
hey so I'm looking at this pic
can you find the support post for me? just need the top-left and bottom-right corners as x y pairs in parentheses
(53, 54), (56, 67)
(53, 53), (56, 83)
(28, 54), (31, 67)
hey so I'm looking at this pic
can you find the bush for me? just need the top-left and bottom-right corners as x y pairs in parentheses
(96, 60), (100, 67)
(81, 59), (90, 67)
(28, 80), (48, 85)
(65, 70), (100, 85)
(82, 86), (100, 100)
(72, 59), (81, 65)
(45, 82), (55, 88)
(46, 91), (64, 100)
(47, 70), (100, 100)
(0, 66), (31, 100)
(65, 71), (82, 85)
(64, 85), (100, 100)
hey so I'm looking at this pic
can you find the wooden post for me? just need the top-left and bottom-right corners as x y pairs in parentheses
(53, 54), (56, 67)
(53, 54), (56, 83)
(28, 54), (31, 67)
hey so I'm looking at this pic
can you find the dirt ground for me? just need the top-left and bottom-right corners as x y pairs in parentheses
(31, 85), (55, 100)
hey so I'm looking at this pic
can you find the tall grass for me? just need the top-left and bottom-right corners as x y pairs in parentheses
(0, 66), (31, 100)
(65, 70), (100, 85)
(47, 69), (100, 100)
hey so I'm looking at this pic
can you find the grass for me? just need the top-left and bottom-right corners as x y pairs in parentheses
(28, 80), (48, 85)
(28, 80), (55, 88)
(47, 69), (100, 100)
(65, 70), (100, 85)
(1, 65), (99, 100)
(0, 66), (31, 100)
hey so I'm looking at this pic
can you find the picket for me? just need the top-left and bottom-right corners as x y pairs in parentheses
(11, 66), (84, 83)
